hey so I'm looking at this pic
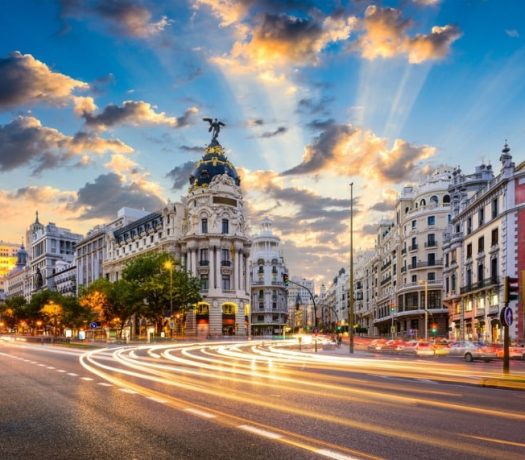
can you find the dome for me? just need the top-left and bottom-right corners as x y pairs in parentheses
(189, 140), (241, 187)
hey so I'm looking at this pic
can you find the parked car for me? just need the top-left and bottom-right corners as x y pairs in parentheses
(398, 340), (418, 354)
(432, 342), (450, 356)
(448, 341), (497, 362)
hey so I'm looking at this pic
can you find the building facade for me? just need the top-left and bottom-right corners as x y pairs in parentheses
(5, 244), (31, 300)
(250, 218), (288, 336)
(287, 276), (315, 330)
(0, 241), (19, 299)
(443, 145), (525, 342)
(26, 213), (82, 294)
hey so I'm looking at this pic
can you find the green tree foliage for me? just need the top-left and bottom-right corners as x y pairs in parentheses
(1, 295), (27, 329)
(122, 252), (202, 329)
(79, 278), (140, 338)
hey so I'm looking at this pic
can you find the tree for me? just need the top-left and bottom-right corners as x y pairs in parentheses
(1, 296), (27, 330)
(79, 278), (140, 338)
(122, 252), (202, 332)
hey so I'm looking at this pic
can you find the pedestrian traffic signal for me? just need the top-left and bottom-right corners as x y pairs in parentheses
(504, 276), (519, 304)
(431, 323), (438, 335)
(282, 273), (289, 287)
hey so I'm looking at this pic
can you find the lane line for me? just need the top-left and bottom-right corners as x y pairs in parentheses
(57, 369), (66, 373)
(98, 382), (112, 387)
(316, 449), (359, 460)
(67, 372), (78, 376)
(147, 396), (168, 403)
(461, 434), (525, 448)
(119, 388), (137, 394)
(184, 408), (216, 419)
(47, 366), (56, 369)
(238, 424), (282, 440)
(81, 377), (93, 381)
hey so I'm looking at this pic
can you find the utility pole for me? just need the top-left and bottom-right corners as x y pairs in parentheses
(349, 182), (354, 354)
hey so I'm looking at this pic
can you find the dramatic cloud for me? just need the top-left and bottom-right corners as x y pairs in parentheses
(246, 118), (265, 127)
(0, 116), (132, 174)
(0, 51), (88, 110)
(211, 11), (356, 78)
(9, 186), (76, 204)
(354, 5), (461, 64)
(79, 101), (198, 131)
(282, 121), (436, 183)
(179, 145), (204, 153)
(193, 0), (314, 27)
(258, 126), (287, 138)
(369, 201), (395, 212)
(306, 118), (335, 131)
(73, 173), (164, 219)
(60, 0), (172, 38)
(166, 161), (195, 190)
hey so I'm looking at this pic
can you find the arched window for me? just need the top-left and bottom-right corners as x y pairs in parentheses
(222, 218), (229, 234)
(420, 199), (426, 207)
(258, 265), (264, 274)
(272, 266), (277, 273)
(443, 194), (451, 204)
(430, 195), (438, 205)
(201, 218), (208, 234)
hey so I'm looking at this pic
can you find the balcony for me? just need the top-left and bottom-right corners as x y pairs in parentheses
(459, 277), (499, 294)
(380, 275), (392, 286)
(271, 281), (283, 286)
(408, 244), (418, 252)
(221, 260), (231, 267)
(408, 260), (443, 270)
(199, 260), (209, 266)
(401, 266), (407, 273)
(424, 241), (437, 248)
(401, 248), (407, 255)
(381, 260), (392, 271)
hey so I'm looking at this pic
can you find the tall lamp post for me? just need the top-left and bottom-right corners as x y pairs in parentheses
(164, 260), (174, 336)
(348, 182), (354, 354)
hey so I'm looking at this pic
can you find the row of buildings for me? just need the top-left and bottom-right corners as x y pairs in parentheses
(0, 135), (317, 337)
(322, 144), (524, 343)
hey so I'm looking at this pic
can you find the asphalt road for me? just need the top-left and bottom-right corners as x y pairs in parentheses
(1, 339), (524, 460)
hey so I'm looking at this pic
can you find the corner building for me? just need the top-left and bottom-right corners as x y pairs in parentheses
(103, 139), (252, 337)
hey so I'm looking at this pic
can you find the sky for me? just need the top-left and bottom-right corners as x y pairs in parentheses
(0, 0), (524, 287)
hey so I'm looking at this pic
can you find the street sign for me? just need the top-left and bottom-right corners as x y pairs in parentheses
(500, 306), (513, 327)
(89, 322), (98, 329)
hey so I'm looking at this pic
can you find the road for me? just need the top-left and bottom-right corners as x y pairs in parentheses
(1, 338), (524, 460)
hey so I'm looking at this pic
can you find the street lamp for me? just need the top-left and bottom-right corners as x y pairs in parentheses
(418, 280), (429, 340)
(163, 260), (174, 317)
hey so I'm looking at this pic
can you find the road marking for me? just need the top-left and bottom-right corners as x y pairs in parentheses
(418, 379), (437, 384)
(184, 408), (216, 418)
(67, 372), (78, 376)
(47, 366), (55, 369)
(150, 352), (161, 358)
(37, 364), (46, 367)
(57, 369), (66, 373)
(147, 396), (168, 403)
(98, 382), (112, 387)
(316, 449), (359, 460)
(238, 424), (282, 439)
(119, 388), (137, 394)
(461, 434), (525, 448)
(81, 377), (94, 381)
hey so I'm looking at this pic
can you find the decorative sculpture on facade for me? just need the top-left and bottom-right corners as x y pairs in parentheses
(202, 117), (225, 143)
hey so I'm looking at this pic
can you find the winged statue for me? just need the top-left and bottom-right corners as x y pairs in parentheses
(202, 117), (225, 143)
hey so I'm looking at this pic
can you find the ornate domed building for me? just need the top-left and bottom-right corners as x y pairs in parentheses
(182, 139), (252, 337)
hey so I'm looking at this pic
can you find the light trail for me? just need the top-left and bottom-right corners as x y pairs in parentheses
(77, 342), (524, 460)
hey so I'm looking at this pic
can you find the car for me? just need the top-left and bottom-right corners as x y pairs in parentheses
(415, 342), (435, 357)
(398, 340), (418, 354)
(448, 341), (497, 362)
(494, 345), (525, 360)
(432, 342), (450, 356)
(382, 339), (405, 351)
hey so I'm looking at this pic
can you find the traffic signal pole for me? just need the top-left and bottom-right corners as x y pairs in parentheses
(502, 275), (518, 374)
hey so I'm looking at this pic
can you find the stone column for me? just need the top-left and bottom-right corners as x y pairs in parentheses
(216, 246), (221, 290)
(234, 249), (239, 291)
(209, 245), (214, 293)
(192, 249), (197, 277)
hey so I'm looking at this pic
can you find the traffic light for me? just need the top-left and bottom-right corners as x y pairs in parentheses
(390, 305), (396, 313)
(282, 273), (289, 287)
(431, 323), (438, 335)
(504, 276), (519, 304)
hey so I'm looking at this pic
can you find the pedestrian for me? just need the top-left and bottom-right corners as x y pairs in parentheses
(337, 334), (342, 348)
